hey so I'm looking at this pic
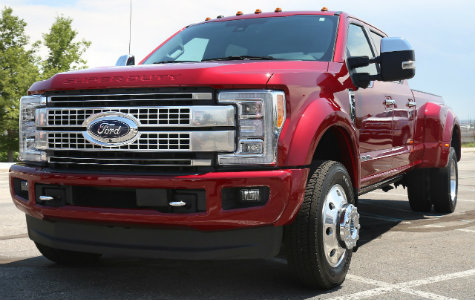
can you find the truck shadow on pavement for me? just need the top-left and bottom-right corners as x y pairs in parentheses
(2, 197), (473, 300)
(1, 256), (341, 299)
(356, 198), (475, 247)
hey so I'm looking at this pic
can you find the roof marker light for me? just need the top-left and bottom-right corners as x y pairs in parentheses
(217, 15), (224, 18)
(275, 8), (282, 12)
(205, 17), (211, 21)
(236, 11), (243, 16)
(321, 7), (328, 11)
(255, 9), (262, 14)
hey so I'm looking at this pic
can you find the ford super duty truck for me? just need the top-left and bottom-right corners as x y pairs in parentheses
(10, 9), (460, 289)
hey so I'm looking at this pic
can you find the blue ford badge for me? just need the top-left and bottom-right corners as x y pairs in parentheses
(82, 112), (139, 147)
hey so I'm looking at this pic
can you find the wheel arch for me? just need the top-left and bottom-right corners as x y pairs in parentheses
(419, 102), (460, 168)
(311, 126), (360, 191)
(283, 98), (359, 189)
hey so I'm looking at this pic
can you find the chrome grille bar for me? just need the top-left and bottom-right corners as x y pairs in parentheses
(49, 156), (212, 167)
(39, 106), (235, 128)
(41, 131), (235, 152)
(48, 92), (213, 103)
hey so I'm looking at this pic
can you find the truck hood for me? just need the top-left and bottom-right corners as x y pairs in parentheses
(28, 61), (329, 93)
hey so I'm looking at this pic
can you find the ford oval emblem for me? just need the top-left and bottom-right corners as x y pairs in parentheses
(82, 112), (139, 147)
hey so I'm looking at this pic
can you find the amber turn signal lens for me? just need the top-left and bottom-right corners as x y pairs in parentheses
(321, 7), (328, 11)
(275, 8), (282, 12)
(255, 9), (262, 14)
(276, 94), (285, 128)
(236, 11), (243, 16)
(205, 17), (211, 21)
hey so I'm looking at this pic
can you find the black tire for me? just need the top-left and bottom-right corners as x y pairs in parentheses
(431, 147), (458, 213)
(406, 168), (432, 212)
(35, 242), (102, 265)
(285, 161), (355, 290)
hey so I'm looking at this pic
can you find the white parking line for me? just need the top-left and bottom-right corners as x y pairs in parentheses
(423, 224), (445, 228)
(359, 213), (403, 223)
(456, 228), (475, 233)
(329, 269), (475, 300)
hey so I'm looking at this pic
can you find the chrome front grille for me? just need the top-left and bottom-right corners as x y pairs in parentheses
(47, 107), (191, 126)
(40, 90), (236, 170)
(41, 105), (234, 128)
(46, 132), (190, 151)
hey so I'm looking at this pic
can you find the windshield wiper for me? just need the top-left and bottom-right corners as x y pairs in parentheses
(153, 60), (197, 64)
(201, 55), (276, 62)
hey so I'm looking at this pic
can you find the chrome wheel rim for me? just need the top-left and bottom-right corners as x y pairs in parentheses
(322, 184), (347, 268)
(450, 160), (457, 203)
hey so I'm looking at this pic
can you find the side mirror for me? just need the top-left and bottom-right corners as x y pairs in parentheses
(115, 54), (135, 66)
(379, 37), (415, 81)
(346, 37), (416, 88)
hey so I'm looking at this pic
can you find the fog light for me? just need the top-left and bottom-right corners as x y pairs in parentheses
(221, 186), (270, 210)
(241, 189), (260, 201)
(20, 180), (28, 192)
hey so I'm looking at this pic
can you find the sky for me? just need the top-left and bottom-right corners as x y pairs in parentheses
(3, 0), (475, 121)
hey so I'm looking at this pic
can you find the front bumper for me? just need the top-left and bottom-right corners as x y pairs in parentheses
(10, 165), (308, 230)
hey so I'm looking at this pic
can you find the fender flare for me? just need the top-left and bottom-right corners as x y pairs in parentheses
(283, 98), (359, 187)
(420, 102), (460, 168)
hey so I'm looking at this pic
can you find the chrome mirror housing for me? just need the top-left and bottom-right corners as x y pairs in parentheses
(115, 54), (135, 66)
(379, 37), (415, 81)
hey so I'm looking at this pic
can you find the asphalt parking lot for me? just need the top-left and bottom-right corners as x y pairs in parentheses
(0, 149), (474, 300)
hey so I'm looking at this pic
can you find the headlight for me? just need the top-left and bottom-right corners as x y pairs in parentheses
(217, 90), (286, 165)
(19, 95), (47, 163)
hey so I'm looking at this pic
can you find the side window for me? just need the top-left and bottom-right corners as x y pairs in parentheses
(369, 31), (384, 56)
(346, 24), (378, 75)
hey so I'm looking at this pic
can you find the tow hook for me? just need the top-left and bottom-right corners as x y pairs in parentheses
(338, 204), (360, 250)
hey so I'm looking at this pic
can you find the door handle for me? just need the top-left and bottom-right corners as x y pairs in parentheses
(384, 99), (396, 106)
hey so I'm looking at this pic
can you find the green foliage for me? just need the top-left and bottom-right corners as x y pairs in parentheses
(462, 142), (475, 148)
(41, 16), (91, 79)
(0, 8), (91, 161)
(0, 7), (40, 161)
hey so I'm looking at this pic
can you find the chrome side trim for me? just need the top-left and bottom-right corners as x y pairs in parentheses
(348, 90), (355, 122)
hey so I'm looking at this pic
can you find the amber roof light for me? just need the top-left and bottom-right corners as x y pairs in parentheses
(205, 17), (211, 21)
(255, 9), (262, 14)
(236, 11), (243, 16)
(321, 7), (328, 11)
(275, 8), (282, 12)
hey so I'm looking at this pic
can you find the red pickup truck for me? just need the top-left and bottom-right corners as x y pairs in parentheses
(10, 9), (460, 289)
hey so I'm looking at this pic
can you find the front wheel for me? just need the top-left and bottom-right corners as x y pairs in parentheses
(285, 161), (360, 289)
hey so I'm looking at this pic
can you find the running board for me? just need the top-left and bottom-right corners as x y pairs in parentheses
(358, 175), (404, 196)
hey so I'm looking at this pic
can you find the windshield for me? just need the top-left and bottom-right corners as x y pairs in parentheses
(143, 15), (338, 64)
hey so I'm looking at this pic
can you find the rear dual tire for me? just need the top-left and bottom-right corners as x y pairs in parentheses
(407, 147), (458, 213)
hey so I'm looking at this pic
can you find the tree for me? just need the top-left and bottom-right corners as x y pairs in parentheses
(41, 16), (91, 79)
(0, 9), (91, 161)
(0, 7), (40, 161)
